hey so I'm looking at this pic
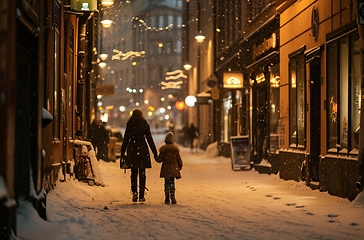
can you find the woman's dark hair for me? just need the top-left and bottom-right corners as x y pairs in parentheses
(131, 109), (143, 119)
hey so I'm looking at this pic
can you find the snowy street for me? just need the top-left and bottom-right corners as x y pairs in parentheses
(18, 133), (364, 240)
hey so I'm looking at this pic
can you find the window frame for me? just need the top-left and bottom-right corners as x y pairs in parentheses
(288, 46), (306, 149)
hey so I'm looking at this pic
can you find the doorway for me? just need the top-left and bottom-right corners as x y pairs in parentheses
(308, 57), (321, 181)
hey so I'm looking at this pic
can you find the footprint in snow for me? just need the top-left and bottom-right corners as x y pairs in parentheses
(327, 214), (339, 223)
(295, 205), (304, 208)
(286, 203), (296, 206)
(273, 197), (281, 200)
(350, 222), (359, 226)
(266, 195), (273, 197)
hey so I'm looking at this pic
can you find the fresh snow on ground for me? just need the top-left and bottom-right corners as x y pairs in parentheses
(16, 133), (364, 240)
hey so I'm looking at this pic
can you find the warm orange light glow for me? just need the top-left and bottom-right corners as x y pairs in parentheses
(175, 100), (185, 110)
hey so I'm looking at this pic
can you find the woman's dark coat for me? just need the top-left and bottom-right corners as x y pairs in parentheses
(156, 143), (183, 178)
(120, 116), (158, 169)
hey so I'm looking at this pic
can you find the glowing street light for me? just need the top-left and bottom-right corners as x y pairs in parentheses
(100, 53), (108, 61)
(194, 32), (206, 43)
(183, 63), (192, 71)
(185, 95), (197, 107)
(119, 106), (126, 112)
(101, 0), (114, 7)
(101, 19), (113, 28)
(98, 62), (106, 68)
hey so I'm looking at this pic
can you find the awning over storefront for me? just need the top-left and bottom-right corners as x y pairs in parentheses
(246, 51), (279, 74)
(305, 45), (324, 63)
(197, 89), (211, 97)
(196, 88), (211, 104)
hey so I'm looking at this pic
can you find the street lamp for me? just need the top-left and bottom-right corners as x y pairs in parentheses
(98, 62), (106, 68)
(194, 32), (206, 43)
(194, 0), (204, 130)
(183, 62), (192, 71)
(101, 0), (114, 7)
(100, 53), (108, 61)
(185, 95), (197, 107)
(101, 19), (113, 28)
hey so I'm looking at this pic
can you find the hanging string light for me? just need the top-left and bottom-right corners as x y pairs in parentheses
(133, 17), (175, 31)
(111, 50), (146, 60)
(161, 70), (187, 90)
(165, 70), (187, 80)
(161, 81), (184, 90)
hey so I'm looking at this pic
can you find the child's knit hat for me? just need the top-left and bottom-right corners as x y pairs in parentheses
(165, 132), (174, 144)
(81, 145), (88, 156)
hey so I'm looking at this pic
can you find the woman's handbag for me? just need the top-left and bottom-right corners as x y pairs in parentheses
(120, 155), (127, 172)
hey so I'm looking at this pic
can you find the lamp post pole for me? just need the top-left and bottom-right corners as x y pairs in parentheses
(196, 0), (202, 130)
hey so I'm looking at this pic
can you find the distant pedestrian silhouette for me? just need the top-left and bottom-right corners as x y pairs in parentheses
(188, 123), (199, 153)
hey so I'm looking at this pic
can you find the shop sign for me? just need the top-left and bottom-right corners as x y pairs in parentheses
(311, 6), (319, 40)
(252, 33), (277, 59)
(359, 2), (364, 25)
(230, 136), (250, 170)
(71, 0), (98, 12)
(96, 85), (114, 96)
(223, 72), (243, 89)
(211, 88), (220, 100)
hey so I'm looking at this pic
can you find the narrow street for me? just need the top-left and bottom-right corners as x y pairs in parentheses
(40, 133), (364, 240)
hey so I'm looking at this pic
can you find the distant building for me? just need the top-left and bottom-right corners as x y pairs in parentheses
(99, 0), (184, 129)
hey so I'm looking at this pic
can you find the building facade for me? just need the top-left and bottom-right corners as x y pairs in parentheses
(277, 0), (361, 200)
(0, 0), (99, 237)
(135, 0), (184, 130)
(210, 0), (363, 200)
(98, 0), (184, 130)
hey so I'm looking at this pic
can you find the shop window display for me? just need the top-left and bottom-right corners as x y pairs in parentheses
(269, 64), (280, 152)
(327, 35), (361, 153)
(289, 56), (305, 148)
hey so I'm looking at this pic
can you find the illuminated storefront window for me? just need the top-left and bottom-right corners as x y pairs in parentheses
(289, 54), (305, 148)
(269, 64), (280, 152)
(327, 35), (361, 152)
(221, 93), (232, 143)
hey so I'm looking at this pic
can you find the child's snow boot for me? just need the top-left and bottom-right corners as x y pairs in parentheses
(164, 190), (170, 204)
(170, 190), (177, 204)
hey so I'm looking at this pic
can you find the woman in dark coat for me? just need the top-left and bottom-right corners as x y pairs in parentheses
(156, 132), (183, 204)
(120, 109), (158, 202)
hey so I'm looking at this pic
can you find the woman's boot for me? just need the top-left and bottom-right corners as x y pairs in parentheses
(139, 169), (147, 202)
(170, 190), (177, 204)
(164, 190), (170, 204)
(131, 169), (138, 202)
(132, 192), (138, 202)
(139, 187), (145, 202)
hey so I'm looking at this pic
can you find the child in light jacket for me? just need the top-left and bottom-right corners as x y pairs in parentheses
(156, 132), (183, 204)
